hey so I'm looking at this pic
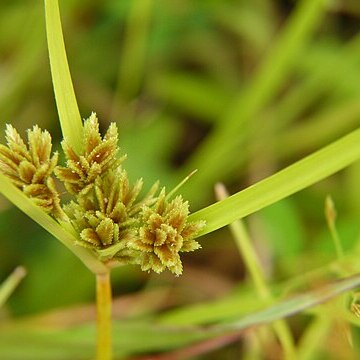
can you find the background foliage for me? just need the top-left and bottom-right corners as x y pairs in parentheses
(2, 0), (360, 358)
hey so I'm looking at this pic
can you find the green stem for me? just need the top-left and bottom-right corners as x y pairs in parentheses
(44, 0), (83, 154)
(297, 313), (331, 360)
(215, 183), (296, 360)
(0, 267), (26, 307)
(96, 272), (113, 360)
(325, 196), (344, 259)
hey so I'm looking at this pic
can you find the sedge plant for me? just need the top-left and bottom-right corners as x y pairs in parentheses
(3, 0), (360, 359)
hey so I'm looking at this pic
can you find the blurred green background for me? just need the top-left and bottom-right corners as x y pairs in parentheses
(2, 0), (360, 358)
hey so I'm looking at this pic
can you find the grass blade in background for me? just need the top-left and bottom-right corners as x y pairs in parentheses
(1, 273), (360, 359)
(222, 273), (360, 331)
(0, 267), (26, 308)
(0, 4), (44, 120)
(182, 0), (329, 196)
(113, 0), (153, 104)
(44, 0), (83, 153)
(215, 183), (296, 359)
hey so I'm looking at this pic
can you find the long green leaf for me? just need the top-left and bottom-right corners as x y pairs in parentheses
(161, 273), (360, 331)
(44, 0), (83, 154)
(215, 184), (295, 359)
(182, 0), (329, 197)
(0, 174), (107, 274)
(190, 127), (360, 236)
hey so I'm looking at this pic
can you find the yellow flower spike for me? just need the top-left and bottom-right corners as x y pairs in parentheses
(0, 124), (64, 219)
(129, 192), (205, 275)
(55, 114), (125, 196)
(0, 113), (204, 277)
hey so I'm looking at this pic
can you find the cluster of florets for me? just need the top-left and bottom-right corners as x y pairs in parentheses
(0, 114), (204, 275)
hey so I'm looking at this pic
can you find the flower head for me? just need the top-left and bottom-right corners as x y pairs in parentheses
(1, 113), (205, 275)
(0, 124), (63, 217)
(55, 113), (125, 196)
(128, 190), (205, 276)
(64, 167), (159, 264)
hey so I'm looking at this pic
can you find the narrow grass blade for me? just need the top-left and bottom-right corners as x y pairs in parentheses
(160, 245), (360, 328)
(0, 4), (43, 119)
(0, 267), (26, 307)
(215, 183), (295, 359)
(297, 314), (331, 360)
(190, 127), (360, 236)
(1, 274), (359, 359)
(214, 183), (268, 298)
(166, 169), (198, 200)
(183, 0), (328, 194)
(44, 0), (83, 154)
(325, 196), (344, 259)
(222, 273), (360, 331)
(114, 0), (153, 102)
(0, 321), (210, 360)
(0, 173), (107, 274)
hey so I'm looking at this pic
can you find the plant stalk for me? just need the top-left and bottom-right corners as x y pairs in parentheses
(215, 183), (296, 360)
(0, 267), (27, 308)
(96, 271), (113, 360)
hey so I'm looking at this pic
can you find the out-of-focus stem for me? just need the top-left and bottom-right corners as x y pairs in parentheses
(325, 195), (344, 259)
(0, 266), (27, 307)
(215, 183), (296, 360)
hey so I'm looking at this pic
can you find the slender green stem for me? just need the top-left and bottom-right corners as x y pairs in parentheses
(96, 271), (113, 360)
(0, 267), (26, 307)
(325, 196), (344, 259)
(166, 169), (198, 200)
(215, 184), (269, 298)
(44, 0), (83, 154)
(215, 183), (296, 360)
(297, 314), (331, 360)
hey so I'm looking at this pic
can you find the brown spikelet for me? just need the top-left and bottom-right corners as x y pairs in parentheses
(63, 167), (159, 264)
(128, 191), (205, 276)
(55, 113), (125, 196)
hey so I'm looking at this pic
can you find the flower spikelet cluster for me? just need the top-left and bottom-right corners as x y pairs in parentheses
(55, 113), (125, 196)
(0, 113), (205, 275)
(59, 115), (205, 274)
(0, 124), (63, 217)
(64, 168), (159, 264)
(128, 190), (205, 275)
